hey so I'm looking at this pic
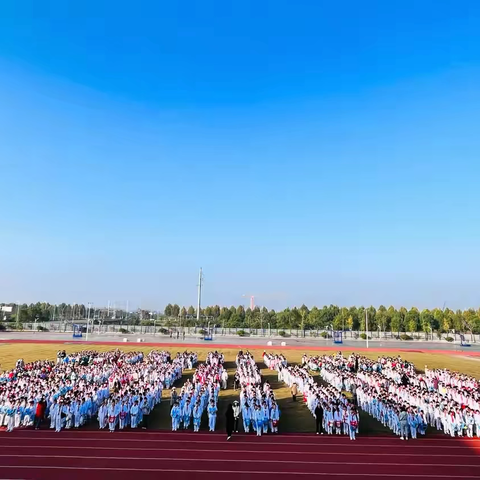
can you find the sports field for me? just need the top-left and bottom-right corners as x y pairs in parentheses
(1, 341), (479, 433)
(0, 341), (480, 480)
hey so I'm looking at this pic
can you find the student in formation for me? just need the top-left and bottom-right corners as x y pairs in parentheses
(262, 401), (270, 434)
(98, 401), (107, 429)
(254, 404), (263, 436)
(348, 407), (359, 440)
(108, 401), (117, 432)
(182, 399), (192, 430)
(418, 410), (427, 436)
(141, 402), (150, 430)
(324, 406), (334, 435)
(34, 397), (47, 430)
(23, 401), (35, 427)
(333, 407), (343, 435)
(193, 402), (202, 432)
(130, 400), (140, 428)
(119, 401), (129, 430)
(221, 370), (229, 390)
(207, 400), (218, 432)
(270, 402), (280, 433)
(5, 403), (15, 433)
(399, 407), (409, 440)
(171, 402), (181, 431)
(242, 401), (252, 433)
(407, 410), (418, 439)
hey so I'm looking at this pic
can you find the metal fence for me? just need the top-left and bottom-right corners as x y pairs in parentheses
(10, 322), (479, 342)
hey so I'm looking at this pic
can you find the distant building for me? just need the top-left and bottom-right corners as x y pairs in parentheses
(1, 306), (13, 321)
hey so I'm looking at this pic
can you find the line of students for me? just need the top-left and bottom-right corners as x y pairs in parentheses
(236, 351), (281, 436)
(276, 359), (359, 440)
(170, 352), (222, 432)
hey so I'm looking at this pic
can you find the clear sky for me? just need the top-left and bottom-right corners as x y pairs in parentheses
(1, 1), (480, 311)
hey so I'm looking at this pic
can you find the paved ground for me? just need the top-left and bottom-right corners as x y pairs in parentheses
(0, 331), (478, 351)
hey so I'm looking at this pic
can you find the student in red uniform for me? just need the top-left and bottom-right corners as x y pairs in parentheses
(34, 396), (47, 430)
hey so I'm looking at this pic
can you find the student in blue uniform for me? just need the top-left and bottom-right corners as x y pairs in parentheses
(130, 400), (140, 428)
(171, 402), (181, 431)
(208, 400), (218, 432)
(193, 402), (202, 432)
(270, 402), (280, 433)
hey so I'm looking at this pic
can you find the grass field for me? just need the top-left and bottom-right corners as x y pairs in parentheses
(1, 342), (479, 434)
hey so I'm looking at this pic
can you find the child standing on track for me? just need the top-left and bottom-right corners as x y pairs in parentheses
(348, 407), (359, 440)
(171, 402), (181, 431)
(208, 400), (217, 432)
(270, 402), (280, 433)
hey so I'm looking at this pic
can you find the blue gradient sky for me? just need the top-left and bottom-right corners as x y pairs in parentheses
(1, 1), (480, 310)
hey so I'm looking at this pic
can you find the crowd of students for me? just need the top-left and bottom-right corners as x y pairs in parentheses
(275, 354), (360, 440)
(235, 351), (281, 435)
(170, 351), (223, 432)
(310, 353), (480, 440)
(0, 349), (196, 433)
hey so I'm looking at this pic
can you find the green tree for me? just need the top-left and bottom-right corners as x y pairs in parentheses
(164, 304), (173, 316)
(171, 304), (180, 317)
(236, 305), (246, 320)
(405, 308), (420, 333)
(390, 312), (403, 334)
(376, 310), (389, 333)
(420, 309), (435, 338)
(187, 306), (195, 316)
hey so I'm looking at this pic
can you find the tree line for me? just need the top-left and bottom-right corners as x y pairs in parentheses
(2, 301), (480, 334)
(163, 303), (480, 334)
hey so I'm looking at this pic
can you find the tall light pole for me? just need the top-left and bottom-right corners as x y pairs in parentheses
(197, 268), (203, 324)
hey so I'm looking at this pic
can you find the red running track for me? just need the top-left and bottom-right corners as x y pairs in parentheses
(1, 338), (479, 356)
(0, 430), (479, 480)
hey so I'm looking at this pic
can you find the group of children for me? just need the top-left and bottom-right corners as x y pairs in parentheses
(0, 349), (197, 433)
(236, 351), (281, 435)
(275, 356), (360, 440)
(170, 352), (222, 432)
(311, 353), (480, 440)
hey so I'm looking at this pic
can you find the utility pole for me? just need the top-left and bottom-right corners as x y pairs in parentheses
(16, 303), (21, 327)
(197, 268), (203, 323)
(86, 302), (92, 341)
(365, 309), (369, 348)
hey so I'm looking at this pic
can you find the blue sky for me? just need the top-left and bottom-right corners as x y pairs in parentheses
(1, 1), (480, 311)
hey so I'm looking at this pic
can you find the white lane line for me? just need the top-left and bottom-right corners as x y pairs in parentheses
(4, 430), (476, 442)
(0, 437), (473, 448)
(0, 444), (475, 458)
(0, 466), (477, 478)
(0, 454), (478, 468)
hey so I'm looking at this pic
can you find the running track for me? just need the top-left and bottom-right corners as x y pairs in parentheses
(0, 430), (479, 480)
(1, 338), (479, 355)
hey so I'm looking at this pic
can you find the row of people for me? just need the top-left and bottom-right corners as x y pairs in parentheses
(278, 360), (359, 440)
(263, 352), (287, 371)
(170, 353), (221, 432)
(238, 352), (280, 435)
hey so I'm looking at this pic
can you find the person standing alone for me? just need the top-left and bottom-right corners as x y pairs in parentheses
(225, 404), (234, 440)
(314, 403), (324, 434)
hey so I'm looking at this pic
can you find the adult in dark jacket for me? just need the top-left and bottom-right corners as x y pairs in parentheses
(314, 403), (324, 435)
(225, 404), (235, 440)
